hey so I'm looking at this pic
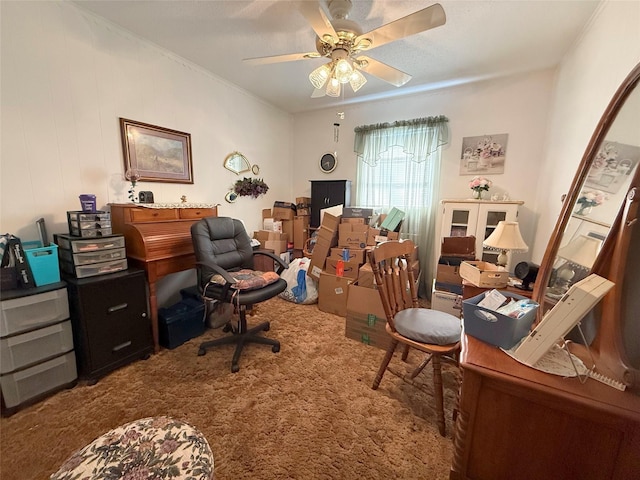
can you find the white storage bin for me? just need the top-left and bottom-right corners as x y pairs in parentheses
(0, 351), (77, 408)
(0, 320), (74, 374)
(0, 288), (69, 337)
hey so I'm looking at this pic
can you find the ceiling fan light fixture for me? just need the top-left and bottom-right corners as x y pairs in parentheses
(334, 58), (353, 84)
(349, 68), (367, 92)
(309, 63), (331, 89)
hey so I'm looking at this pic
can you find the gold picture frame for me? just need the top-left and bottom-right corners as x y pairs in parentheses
(120, 118), (193, 183)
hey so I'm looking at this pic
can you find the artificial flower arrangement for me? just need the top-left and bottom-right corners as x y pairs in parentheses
(469, 176), (492, 199)
(575, 189), (607, 215)
(233, 177), (269, 198)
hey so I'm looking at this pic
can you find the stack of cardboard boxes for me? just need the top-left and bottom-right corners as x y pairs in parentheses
(253, 199), (312, 257)
(431, 236), (476, 317)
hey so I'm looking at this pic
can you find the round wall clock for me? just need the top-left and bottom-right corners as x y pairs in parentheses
(319, 152), (337, 173)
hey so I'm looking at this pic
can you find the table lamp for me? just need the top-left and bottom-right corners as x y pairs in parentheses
(482, 221), (528, 267)
(547, 234), (602, 297)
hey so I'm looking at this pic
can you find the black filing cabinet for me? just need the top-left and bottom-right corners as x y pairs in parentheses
(64, 269), (153, 383)
(310, 180), (351, 228)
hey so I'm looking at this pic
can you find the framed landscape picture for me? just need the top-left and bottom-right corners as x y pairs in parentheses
(120, 118), (193, 183)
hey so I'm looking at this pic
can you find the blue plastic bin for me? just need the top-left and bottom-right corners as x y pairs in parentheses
(23, 241), (61, 287)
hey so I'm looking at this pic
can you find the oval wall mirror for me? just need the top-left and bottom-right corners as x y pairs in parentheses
(224, 151), (251, 175)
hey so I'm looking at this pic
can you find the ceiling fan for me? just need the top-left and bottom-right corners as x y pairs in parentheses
(243, 0), (446, 98)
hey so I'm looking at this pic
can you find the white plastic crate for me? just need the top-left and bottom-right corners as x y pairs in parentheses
(0, 288), (69, 337)
(0, 351), (77, 408)
(0, 320), (74, 374)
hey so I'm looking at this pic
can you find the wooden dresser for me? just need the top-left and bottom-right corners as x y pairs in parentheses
(450, 334), (640, 479)
(110, 203), (217, 352)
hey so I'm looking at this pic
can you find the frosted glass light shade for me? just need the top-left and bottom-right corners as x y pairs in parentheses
(349, 69), (367, 92)
(326, 77), (341, 97)
(309, 64), (331, 90)
(334, 58), (353, 84)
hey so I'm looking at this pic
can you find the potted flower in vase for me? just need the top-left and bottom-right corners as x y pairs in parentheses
(469, 176), (492, 200)
(575, 189), (607, 216)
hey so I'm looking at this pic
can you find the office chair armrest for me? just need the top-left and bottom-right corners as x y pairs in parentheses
(195, 259), (238, 286)
(252, 250), (289, 273)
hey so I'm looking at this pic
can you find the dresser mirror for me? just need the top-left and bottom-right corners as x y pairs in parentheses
(533, 63), (640, 392)
(224, 151), (251, 175)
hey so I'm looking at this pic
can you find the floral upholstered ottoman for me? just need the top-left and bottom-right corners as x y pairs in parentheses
(51, 416), (214, 480)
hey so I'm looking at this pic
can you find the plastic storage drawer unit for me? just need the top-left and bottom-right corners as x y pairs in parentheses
(0, 288), (69, 337)
(0, 320), (74, 374)
(54, 234), (125, 253)
(0, 351), (77, 408)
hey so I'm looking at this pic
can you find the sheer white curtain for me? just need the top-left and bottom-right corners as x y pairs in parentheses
(354, 116), (449, 297)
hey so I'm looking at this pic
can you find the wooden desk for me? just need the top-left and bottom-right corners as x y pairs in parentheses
(450, 335), (640, 479)
(110, 203), (217, 352)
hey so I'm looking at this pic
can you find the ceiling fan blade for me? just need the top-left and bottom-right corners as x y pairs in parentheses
(356, 56), (411, 87)
(356, 3), (446, 51)
(300, 1), (338, 43)
(243, 52), (320, 65)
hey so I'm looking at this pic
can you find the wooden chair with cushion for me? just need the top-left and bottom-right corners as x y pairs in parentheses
(368, 239), (461, 436)
(191, 217), (288, 373)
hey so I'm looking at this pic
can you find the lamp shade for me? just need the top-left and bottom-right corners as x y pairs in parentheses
(483, 221), (529, 252)
(557, 235), (602, 268)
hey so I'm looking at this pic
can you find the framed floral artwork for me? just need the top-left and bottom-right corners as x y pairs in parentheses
(460, 133), (508, 175)
(584, 141), (640, 194)
(120, 118), (193, 183)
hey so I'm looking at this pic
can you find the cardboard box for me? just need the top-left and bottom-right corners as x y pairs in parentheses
(296, 208), (310, 216)
(434, 281), (463, 295)
(436, 258), (466, 285)
(379, 207), (405, 232)
(281, 220), (294, 245)
(253, 230), (288, 255)
(318, 272), (353, 317)
(293, 216), (310, 250)
(329, 248), (365, 264)
(345, 284), (392, 350)
(368, 229), (399, 245)
(342, 207), (374, 219)
(272, 201), (296, 221)
(320, 212), (341, 232)
(431, 288), (462, 317)
(325, 258), (360, 280)
(338, 223), (369, 249)
(460, 261), (509, 288)
(296, 197), (311, 206)
(462, 291), (538, 349)
(441, 236), (476, 257)
(358, 263), (374, 288)
(316, 225), (339, 244)
(308, 237), (334, 280)
(263, 218), (282, 232)
(340, 217), (366, 225)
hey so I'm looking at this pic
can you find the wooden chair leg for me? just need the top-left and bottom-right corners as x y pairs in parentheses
(401, 344), (410, 362)
(432, 354), (446, 436)
(372, 340), (398, 390)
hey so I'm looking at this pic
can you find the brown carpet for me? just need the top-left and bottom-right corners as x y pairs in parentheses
(0, 297), (459, 479)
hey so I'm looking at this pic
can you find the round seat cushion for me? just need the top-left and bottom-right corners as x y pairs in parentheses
(51, 416), (214, 480)
(394, 308), (462, 345)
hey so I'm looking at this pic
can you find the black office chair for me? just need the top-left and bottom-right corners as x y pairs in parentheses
(191, 217), (288, 372)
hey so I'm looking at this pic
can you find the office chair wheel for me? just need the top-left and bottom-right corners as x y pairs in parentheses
(197, 348), (206, 356)
(272, 345), (280, 353)
(231, 363), (240, 373)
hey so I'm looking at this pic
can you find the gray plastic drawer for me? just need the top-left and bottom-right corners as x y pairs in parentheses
(0, 320), (74, 374)
(0, 288), (69, 337)
(0, 351), (77, 408)
(59, 247), (127, 266)
(55, 235), (125, 253)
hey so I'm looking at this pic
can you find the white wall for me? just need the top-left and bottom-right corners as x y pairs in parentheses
(292, 69), (556, 269)
(0, 1), (294, 242)
(531, 0), (640, 261)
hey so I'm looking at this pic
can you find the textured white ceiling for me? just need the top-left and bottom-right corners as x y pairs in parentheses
(71, 0), (601, 114)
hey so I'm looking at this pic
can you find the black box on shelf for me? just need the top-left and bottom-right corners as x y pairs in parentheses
(158, 297), (205, 349)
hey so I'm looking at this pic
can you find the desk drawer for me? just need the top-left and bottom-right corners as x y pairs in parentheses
(179, 208), (216, 219)
(129, 208), (179, 222)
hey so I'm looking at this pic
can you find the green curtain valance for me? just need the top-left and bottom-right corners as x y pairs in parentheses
(354, 115), (449, 166)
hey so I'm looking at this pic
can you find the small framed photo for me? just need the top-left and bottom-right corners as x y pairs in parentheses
(120, 118), (193, 183)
